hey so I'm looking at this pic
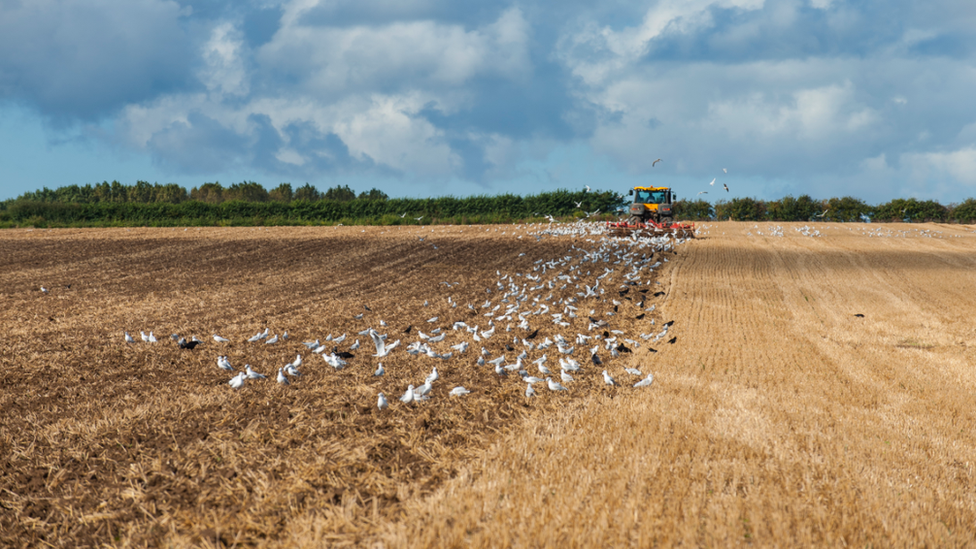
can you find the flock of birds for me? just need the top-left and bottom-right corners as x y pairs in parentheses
(696, 168), (730, 196)
(120, 219), (690, 410)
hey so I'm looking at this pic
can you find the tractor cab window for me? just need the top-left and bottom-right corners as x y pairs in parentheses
(636, 190), (667, 204)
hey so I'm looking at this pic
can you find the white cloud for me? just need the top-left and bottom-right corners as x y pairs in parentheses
(200, 22), (249, 97)
(258, 6), (530, 94)
(903, 147), (976, 186)
(333, 94), (459, 175)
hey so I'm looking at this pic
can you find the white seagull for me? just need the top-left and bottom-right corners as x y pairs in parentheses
(213, 334), (230, 343)
(245, 365), (267, 379)
(228, 372), (246, 389)
(449, 386), (471, 396)
(602, 370), (616, 386)
(378, 393), (389, 410)
(370, 330), (400, 357)
(374, 363), (385, 376)
(217, 356), (234, 371)
(124, 331), (135, 344)
(400, 385), (416, 403)
(633, 374), (654, 387)
(546, 377), (568, 392)
(276, 368), (290, 385)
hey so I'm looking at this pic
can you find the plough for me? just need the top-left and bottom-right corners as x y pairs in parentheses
(606, 219), (696, 238)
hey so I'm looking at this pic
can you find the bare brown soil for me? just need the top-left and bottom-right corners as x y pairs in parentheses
(0, 224), (668, 548)
(4, 222), (976, 548)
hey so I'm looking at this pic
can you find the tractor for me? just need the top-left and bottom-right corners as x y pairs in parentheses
(626, 186), (676, 225)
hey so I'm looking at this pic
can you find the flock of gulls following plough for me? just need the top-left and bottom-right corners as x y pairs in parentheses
(120, 220), (691, 410)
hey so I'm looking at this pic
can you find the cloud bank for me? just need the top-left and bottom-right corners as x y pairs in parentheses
(2, 0), (975, 202)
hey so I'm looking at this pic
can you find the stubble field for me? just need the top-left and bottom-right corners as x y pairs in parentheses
(2, 221), (976, 548)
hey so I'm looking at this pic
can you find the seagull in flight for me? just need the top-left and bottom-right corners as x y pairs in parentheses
(723, 183), (729, 192)
(697, 191), (708, 195)
(723, 168), (728, 173)
(584, 185), (591, 193)
(370, 329), (400, 357)
(415, 216), (424, 222)
(652, 159), (662, 167)
(400, 213), (407, 218)
(709, 178), (715, 186)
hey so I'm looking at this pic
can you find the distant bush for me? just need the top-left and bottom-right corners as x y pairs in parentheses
(766, 195), (823, 222)
(823, 196), (872, 222)
(672, 199), (713, 220)
(875, 198), (949, 222)
(714, 198), (766, 221)
(950, 198), (976, 223)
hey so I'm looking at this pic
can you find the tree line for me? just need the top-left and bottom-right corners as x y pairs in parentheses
(2, 181), (974, 227)
(0, 182), (620, 228)
(10, 181), (387, 205)
(674, 195), (976, 223)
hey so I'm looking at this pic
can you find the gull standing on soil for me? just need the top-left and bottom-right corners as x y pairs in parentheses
(213, 334), (229, 343)
(374, 363), (385, 376)
(229, 372), (246, 389)
(217, 356), (234, 371)
(449, 387), (471, 396)
(634, 374), (654, 388)
(526, 383), (536, 397)
(147, 332), (157, 343)
(124, 331), (135, 344)
(378, 393), (389, 410)
(265, 334), (279, 344)
(400, 385), (416, 403)
(546, 377), (568, 392)
(276, 368), (290, 385)
(602, 370), (617, 386)
(245, 365), (267, 379)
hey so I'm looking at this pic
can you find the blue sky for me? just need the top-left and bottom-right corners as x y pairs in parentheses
(2, 0), (975, 203)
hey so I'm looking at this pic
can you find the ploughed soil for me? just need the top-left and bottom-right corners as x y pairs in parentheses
(0, 224), (666, 547)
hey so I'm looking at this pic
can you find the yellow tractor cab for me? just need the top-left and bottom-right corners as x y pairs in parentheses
(627, 186), (676, 225)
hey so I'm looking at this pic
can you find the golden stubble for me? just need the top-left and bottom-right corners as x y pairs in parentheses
(385, 222), (976, 548)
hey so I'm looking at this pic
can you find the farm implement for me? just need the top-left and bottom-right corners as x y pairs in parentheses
(607, 219), (696, 238)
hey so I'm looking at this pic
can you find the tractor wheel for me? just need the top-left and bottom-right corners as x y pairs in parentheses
(627, 215), (643, 226)
(661, 216), (673, 225)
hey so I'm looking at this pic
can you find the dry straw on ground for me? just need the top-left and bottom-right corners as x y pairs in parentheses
(2, 222), (975, 547)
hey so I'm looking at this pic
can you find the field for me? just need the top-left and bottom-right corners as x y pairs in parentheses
(2, 222), (976, 547)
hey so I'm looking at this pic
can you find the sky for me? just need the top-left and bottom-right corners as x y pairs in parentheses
(1, 0), (975, 203)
